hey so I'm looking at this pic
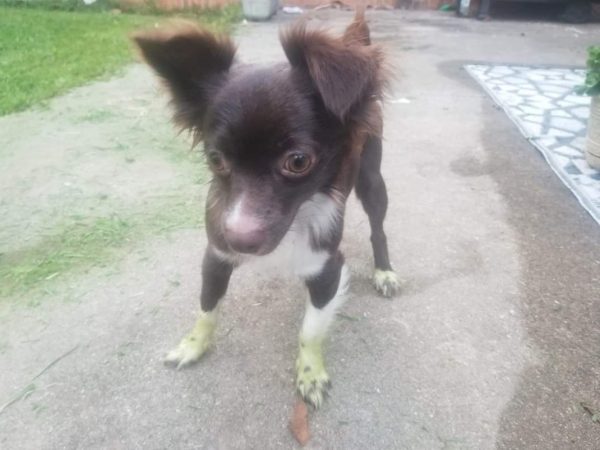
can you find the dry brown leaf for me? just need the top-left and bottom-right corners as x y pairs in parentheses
(289, 398), (310, 446)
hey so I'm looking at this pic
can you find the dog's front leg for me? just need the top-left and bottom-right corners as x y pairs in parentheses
(165, 247), (234, 369)
(296, 252), (348, 408)
(356, 135), (400, 297)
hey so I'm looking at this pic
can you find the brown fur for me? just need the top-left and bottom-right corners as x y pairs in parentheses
(133, 22), (236, 131)
(280, 19), (383, 123)
(342, 6), (371, 45)
(133, 12), (387, 255)
(134, 12), (398, 408)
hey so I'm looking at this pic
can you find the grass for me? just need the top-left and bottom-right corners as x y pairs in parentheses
(0, 5), (241, 115)
(0, 200), (203, 299)
(0, 3), (234, 302)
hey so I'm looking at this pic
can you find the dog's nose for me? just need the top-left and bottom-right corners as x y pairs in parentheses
(224, 198), (268, 254)
(224, 227), (266, 254)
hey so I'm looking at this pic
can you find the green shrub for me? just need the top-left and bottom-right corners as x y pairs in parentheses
(577, 46), (600, 96)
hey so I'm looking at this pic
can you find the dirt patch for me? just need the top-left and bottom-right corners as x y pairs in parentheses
(0, 64), (206, 304)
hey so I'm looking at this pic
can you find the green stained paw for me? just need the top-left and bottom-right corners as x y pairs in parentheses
(164, 312), (217, 369)
(296, 339), (331, 409)
(373, 269), (401, 298)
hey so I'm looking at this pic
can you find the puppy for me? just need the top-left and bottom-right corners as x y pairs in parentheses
(133, 10), (399, 408)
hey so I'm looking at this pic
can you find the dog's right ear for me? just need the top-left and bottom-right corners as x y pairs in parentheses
(133, 23), (236, 130)
(280, 22), (382, 122)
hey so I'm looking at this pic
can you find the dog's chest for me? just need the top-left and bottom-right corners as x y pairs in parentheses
(243, 193), (341, 279)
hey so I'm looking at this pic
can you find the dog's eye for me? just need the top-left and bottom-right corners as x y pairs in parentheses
(282, 152), (313, 177)
(207, 151), (228, 174)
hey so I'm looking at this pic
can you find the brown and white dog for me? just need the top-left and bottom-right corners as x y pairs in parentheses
(133, 10), (399, 408)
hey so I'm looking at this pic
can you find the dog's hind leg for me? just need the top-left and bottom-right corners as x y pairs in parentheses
(296, 252), (348, 408)
(355, 135), (400, 297)
(165, 247), (234, 369)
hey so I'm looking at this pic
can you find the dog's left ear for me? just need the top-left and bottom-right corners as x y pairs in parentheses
(280, 24), (382, 122)
(133, 22), (236, 130)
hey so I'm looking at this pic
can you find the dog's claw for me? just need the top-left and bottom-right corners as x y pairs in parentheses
(164, 312), (217, 369)
(297, 371), (331, 409)
(164, 334), (212, 369)
(373, 269), (401, 297)
(296, 340), (330, 409)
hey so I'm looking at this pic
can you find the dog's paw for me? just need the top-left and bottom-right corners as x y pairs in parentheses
(164, 313), (216, 369)
(296, 341), (331, 409)
(373, 269), (400, 297)
(164, 335), (212, 369)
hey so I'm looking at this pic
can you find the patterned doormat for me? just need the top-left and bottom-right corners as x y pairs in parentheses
(466, 65), (600, 225)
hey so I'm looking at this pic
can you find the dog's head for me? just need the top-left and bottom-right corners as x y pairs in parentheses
(134, 17), (383, 255)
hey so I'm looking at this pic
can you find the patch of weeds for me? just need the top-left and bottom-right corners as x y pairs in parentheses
(27, 297), (43, 308)
(152, 135), (204, 165)
(176, 150), (207, 173)
(0, 216), (133, 298)
(117, 341), (135, 358)
(161, 276), (182, 300)
(0, 383), (36, 415)
(0, 199), (202, 301)
(31, 402), (47, 416)
(336, 312), (360, 322)
(111, 140), (131, 152)
(76, 109), (116, 123)
(580, 402), (600, 425)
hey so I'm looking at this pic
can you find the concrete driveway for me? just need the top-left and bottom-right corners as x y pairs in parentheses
(1, 9), (599, 449)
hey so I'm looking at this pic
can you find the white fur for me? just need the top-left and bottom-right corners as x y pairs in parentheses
(225, 192), (273, 239)
(214, 193), (342, 279)
(300, 264), (349, 341)
(294, 192), (342, 244)
(225, 194), (244, 229)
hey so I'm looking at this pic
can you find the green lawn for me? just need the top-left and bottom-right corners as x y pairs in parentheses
(0, 6), (240, 115)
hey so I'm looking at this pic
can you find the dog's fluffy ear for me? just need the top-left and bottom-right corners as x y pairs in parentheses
(133, 22), (235, 130)
(280, 22), (382, 122)
(342, 7), (371, 46)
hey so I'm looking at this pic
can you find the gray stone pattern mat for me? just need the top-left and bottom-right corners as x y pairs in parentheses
(466, 65), (600, 225)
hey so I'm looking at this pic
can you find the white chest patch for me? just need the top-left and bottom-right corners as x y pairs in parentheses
(218, 193), (342, 279)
